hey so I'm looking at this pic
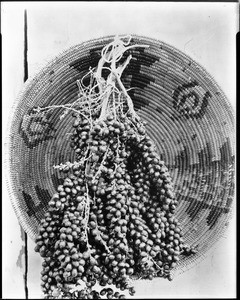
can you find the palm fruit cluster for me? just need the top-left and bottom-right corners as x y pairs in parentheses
(35, 112), (195, 299)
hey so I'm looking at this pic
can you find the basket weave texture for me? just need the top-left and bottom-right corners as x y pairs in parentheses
(6, 35), (235, 274)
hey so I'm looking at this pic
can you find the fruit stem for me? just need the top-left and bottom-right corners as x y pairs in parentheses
(96, 36), (148, 121)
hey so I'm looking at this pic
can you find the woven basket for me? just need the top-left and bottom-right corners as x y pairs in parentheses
(5, 35), (235, 275)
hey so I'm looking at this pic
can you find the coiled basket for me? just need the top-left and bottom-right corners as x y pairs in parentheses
(5, 35), (235, 275)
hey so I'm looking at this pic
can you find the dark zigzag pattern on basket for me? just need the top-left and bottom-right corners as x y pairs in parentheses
(23, 186), (51, 218)
(175, 140), (234, 228)
(174, 142), (214, 173)
(21, 149), (234, 228)
(187, 195), (233, 230)
(172, 80), (211, 119)
(121, 47), (159, 110)
(182, 197), (233, 229)
(174, 139), (233, 179)
(69, 46), (159, 111)
(176, 167), (234, 229)
(19, 108), (56, 149)
(69, 46), (110, 85)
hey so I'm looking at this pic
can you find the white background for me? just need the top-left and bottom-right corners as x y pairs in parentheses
(2, 2), (237, 299)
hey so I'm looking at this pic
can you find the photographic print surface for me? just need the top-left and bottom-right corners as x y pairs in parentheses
(2, 2), (237, 299)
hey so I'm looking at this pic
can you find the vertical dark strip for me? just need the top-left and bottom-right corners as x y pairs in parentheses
(23, 230), (29, 299)
(22, 9), (29, 300)
(24, 10), (28, 82)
